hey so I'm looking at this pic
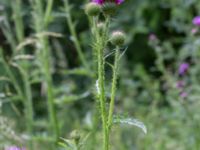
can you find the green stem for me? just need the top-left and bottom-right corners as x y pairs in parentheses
(44, 0), (53, 26)
(0, 48), (34, 150)
(41, 37), (59, 141)
(64, 0), (89, 70)
(92, 15), (111, 150)
(17, 66), (34, 150)
(0, 49), (23, 99)
(12, 0), (24, 46)
(32, 0), (59, 143)
(12, 1), (34, 148)
(97, 41), (109, 150)
(108, 46), (120, 130)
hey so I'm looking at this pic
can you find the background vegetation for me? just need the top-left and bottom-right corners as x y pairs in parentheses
(1, 0), (200, 149)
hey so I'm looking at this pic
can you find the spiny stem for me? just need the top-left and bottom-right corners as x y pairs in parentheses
(108, 46), (120, 130)
(97, 39), (109, 150)
(95, 19), (111, 150)
(92, 15), (111, 150)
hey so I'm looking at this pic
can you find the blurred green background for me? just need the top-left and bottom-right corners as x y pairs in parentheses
(1, 0), (200, 149)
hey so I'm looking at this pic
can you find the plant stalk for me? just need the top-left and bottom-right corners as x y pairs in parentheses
(108, 46), (120, 129)
(64, 0), (89, 70)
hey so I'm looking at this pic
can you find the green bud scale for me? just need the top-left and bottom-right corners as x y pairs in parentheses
(102, 2), (117, 16)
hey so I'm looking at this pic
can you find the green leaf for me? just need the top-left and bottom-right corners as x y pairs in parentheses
(113, 116), (147, 134)
(59, 137), (76, 150)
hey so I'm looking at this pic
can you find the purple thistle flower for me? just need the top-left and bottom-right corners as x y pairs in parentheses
(115, 0), (124, 4)
(178, 63), (189, 75)
(5, 146), (26, 150)
(92, 0), (124, 5)
(193, 16), (200, 26)
(92, 0), (104, 5)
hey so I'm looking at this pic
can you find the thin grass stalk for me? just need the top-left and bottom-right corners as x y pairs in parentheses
(12, 0), (24, 46)
(41, 37), (59, 141)
(32, 0), (59, 143)
(16, 65), (34, 150)
(0, 48), (23, 100)
(12, 1), (35, 149)
(64, 0), (89, 70)
(44, 0), (54, 26)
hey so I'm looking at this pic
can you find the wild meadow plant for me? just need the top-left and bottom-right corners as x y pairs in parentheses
(85, 0), (146, 150)
(3, 0), (200, 149)
(0, 0), (60, 149)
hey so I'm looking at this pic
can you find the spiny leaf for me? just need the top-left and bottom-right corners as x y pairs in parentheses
(113, 116), (147, 134)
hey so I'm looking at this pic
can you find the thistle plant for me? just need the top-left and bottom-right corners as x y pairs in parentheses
(85, 1), (146, 150)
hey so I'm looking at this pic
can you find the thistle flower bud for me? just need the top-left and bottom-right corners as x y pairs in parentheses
(102, 2), (117, 16)
(85, 2), (100, 16)
(110, 31), (126, 46)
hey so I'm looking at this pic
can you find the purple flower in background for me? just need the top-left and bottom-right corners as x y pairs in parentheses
(180, 92), (188, 98)
(148, 33), (157, 41)
(115, 0), (124, 4)
(5, 146), (26, 150)
(191, 28), (198, 34)
(179, 63), (189, 75)
(193, 16), (200, 26)
(176, 80), (185, 89)
(92, 0), (124, 5)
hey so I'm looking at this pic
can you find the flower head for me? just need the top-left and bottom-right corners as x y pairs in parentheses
(193, 16), (200, 26)
(178, 63), (189, 75)
(92, 0), (124, 5)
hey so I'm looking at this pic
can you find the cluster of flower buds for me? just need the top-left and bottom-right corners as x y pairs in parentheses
(85, 0), (124, 16)
(85, 0), (126, 47)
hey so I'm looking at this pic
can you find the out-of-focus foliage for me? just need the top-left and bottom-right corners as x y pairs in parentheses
(1, 0), (200, 149)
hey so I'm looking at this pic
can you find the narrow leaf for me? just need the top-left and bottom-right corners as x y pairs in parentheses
(113, 117), (147, 134)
